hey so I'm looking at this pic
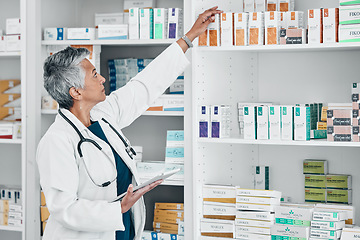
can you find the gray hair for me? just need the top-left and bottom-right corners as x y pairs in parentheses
(43, 47), (90, 110)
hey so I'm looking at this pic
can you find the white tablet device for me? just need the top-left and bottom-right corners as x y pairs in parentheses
(112, 168), (181, 202)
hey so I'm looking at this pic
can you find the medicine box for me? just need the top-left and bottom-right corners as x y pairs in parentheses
(203, 202), (236, 220)
(305, 175), (326, 188)
(294, 106), (310, 141)
(275, 205), (314, 223)
(236, 211), (275, 221)
(280, 28), (306, 44)
(323, 8), (339, 43)
(0, 200), (9, 212)
(255, 0), (267, 12)
(268, 106), (281, 139)
(234, 13), (249, 46)
(165, 147), (184, 164)
(200, 219), (235, 238)
(220, 13), (234, 46)
(124, 0), (154, 10)
(311, 220), (345, 231)
(340, 0), (360, 5)
(313, 211), (348, 222)
(235, 225), (270, 236)
(326, 175), (352, 189)
(162, 95), (184, 111)
(305, 188), (327, 203)
(154, 8), (168, 39)
(154, 210), (183, 224)
(129, 8), (140, 39)
(234, 232), (271, 240)
(271, 225), (310, 239)
(236, 195), (280, 205)
(315, 203), (355, 225)
(199, 105), (210, 138)
(326, 189), (352, 204)
(257, 105), (269, 140)
(267, 0), (279, 11)
(153, 221), (178, 234)
(5, 35), (21, 52)
(95, 13), (124, 26)
(265, 12), (281, 45)
(6, 18), (21, 35)
(208, 14), (220, 46)
(168, 8), (183, 39)
(139, 8), (153, 39)
(327, 109), (352, 126)
(249, 12), (264, 45)
(166, 130), (184, 147)
(236, 202), (276, 212)
(279, 0), (294, 12)
(340, 5), (360, 25)
(340, 227), (360, 240)
(244, 0), (255, 12)
(253, 165), (270, 190)
(44, 28), (66, 40)
(211, 105), (231, 138)
(235, 218), (274, 228)
(340, 24), (360, 43)
(303, 159), (328, 175)
(198, 29), (208, 46)
(310, 129), (327, 139)
(308, 9), (323, 44)
(281, 106), (293, 140)
(244, 106), (257, 140)
(327, 126), (352, 142)
(0, 36), (5, 52)
(155, 203), (184, 210)
(236, 188), (281, 198)
(203, 185), (236, 204)
(98, 25), (128, 40)
(353, 126), (360, 141)
(310, 229), (342, 239)
(67, 28), (95, 40)
(285, 11), (304, 29)
(178, 220), (184, 236)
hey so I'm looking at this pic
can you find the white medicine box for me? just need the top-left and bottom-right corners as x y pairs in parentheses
(244, 106), (257, 140)
(257, 105), (269, 140)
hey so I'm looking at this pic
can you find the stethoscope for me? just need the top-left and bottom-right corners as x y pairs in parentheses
(59, 109), (136, 187)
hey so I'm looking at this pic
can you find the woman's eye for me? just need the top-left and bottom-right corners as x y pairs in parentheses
(94, 72), (97, 77)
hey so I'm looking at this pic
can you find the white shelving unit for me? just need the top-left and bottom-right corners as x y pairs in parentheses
(0, 51), (21, 57)
(42, 39), (176, 46)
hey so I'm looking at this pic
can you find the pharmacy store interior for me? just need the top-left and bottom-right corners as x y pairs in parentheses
(2, 0), (360, 239)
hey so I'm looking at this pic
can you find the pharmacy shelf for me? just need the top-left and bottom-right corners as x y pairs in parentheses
(41, 39), (176, 46)
(0, 139), (23, 144)
(42, 109), (184, 116)
(198, 138), (360, 148)
(0, 225), (24, 232)
(0, 52), (21, 57)
(195, 42), (360, 53)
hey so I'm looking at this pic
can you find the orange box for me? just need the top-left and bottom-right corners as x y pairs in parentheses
(265, 11), (281, 45)
(0, 107), (21, 121)
(0, 94), (20, 107)
(208, 14), (220, 46)
(0, 80), (20, 93)
(0, 200), (9, 212)
(153, 221), (178, 233)
(198, 30), (208, 46)
(267, 0), (278, 11)
(155, 202), (184, 210)
(248, 12), (264, 46)
(234, 13), (249, 46)
(41, 192), (46, 206)
(41, 206), (50, 222)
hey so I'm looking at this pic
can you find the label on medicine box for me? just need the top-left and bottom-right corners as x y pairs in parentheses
(303, 159), (328, 174)
(244, 106), (257, 140)
(98, 25), (128, 40)
(294, 106), (310, 141)
(267, 0), (278, 11)
(236, 188), (281, 198)
(9, 204), (21, 212)
(275, 205), (314, 222)
(203, 202), (236, 220)
(310, 229), (342, 239)
(95, 13), (124, 26)
(326, 175), (352, 189)
(155, 202), (183, 210)
(257, 106), (269, 140)
(5, 35), (21, 52)
(255, 0), (267, 12)
(236, 211), (275, 222)
(308, 9), (323, 44)
(340, 5), (360, 25)
(236, 202), (275, 212)
(305, 188), (327, 203)
(265, 12), (281, 45)
(305, 175), (326, 188)
(253, 165), (270, 190)
(141, 231), (158, 240)
(323, 8), (339, 43)
(129, 8), (140, 40)
(281, 106), (294, 140)
(168, 8), (183, 40)
(203, 185), (236, 204)
(268, 106), (281, 139)
(44, 28), (66, 40)
(67, 28), (95, 40)
(327, 189), (352, 204)
(234, 232), (271, 240)
(235, 218), (274, 228)
(279, 0), (295, 12)
(340, 228), (360, 239)
(340, 24), (360, 43)
(249, 12), (264, 46)
(316, 203), (354, 225)
(276, 218), (310, 227)
(211, 105), (231, 138)
(153, 221), (178, 232)
(285, 11), (304, 29)
(200, 219), (235, 238)
(6, 18), (21, 35)
(124, 0), (154, 10)
(139, 8), (153, 40)
(235, 225), (271, 236)
(271, 225), (310, 238)
(327, 109), (352, 126)
(199, 105), (210, 138)
(236, 195), (280, 205)
(311, 220), (345, 230)
(280, 28), (306, 44)
(166, 130), (184, 147)
(244, 0), (255, 12)
(234, 13), (249, 46)
(208, 14), (220, 46)
(220, 13), (234, 47)
(154, 8), (168, 39)
(327, 126), (352, 142)
(8, 211), (22, 220)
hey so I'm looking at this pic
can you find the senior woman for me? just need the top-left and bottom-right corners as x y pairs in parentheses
(36, 6), (222, 240)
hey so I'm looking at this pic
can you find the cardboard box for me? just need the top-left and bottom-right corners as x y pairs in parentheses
(244, 0), (255, 12)
(280, 28), (306, 44)
(236, 211), (275, 221)
(305, 188), (327, 203)
(220, 13), (234, 46)
(244, 106), (257, 140)
(155, 203), (184, 210)
(271, 225), (310, 239)
(153, 221), (178, 234)
(268, 106), (281, 139)
(257, 106), (269, 140)
(200, 219), (235, 238)
(253, 165), (270, 190)
(5, 35), (21, 52)
(311, 220), (345, 230)
(0, 107), (21, 121)
(279, 0), (294, 12)
(199, 105), (210, 138)
(139, 9), (154, 39)
(267, 0), (279, 11)
(129, 8), (140, 39)
(236, 188), (281, 198)
(124, 0), (154, 10)
(67, 28), (95, 40)
(308, 9), (323, 44)
(6, 18), (21, 35)
(203, 185), (236, 204)
(317, 122), (327, 130)
(44, 28), (66, 40)
(303, 159), (328, 175)
(305, 175), (326, 188)
(326, 189), (352, 204)
(0, 199), (9, 212)
(327, 126), (352, 142)
(353, 109), (360, 126)
(154, 215), (182, 225)
(294, 106), (310, 141)
(203, 202), (236, 220)
(323, 8), (339, 43)
(286, 11), (304, 29)
(198, 30), (208, 46)
(153, 8), (168, 39)
(281, 106), (293, 140)
(234, 13), (249, 46)
(310, 130), (327, 139)
(211, 105), (231, 138)
(340, 5), (360, 25)
(208, 14), (220, 46)
(249, 12), (264, 45)
(265, 12), (281, 45)
(168, 8), (183, 39)
(0, 212), (8, 226)
(97, 25), (128, 40)
(41, 206), (50, 222)
(326, 175), (352, 189)
(235, 225), (271, 236)
(340, 24), (360, 42)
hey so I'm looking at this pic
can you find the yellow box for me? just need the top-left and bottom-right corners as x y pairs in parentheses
(41, 206), (50, 222)
(0, 212), (9, 225)
(326, 175), (352, 190)
(154, 215), (182, 224)
(0, 107), (20, 121)
(154, 209), (184, 219)
(41, 192), (46, 206)
(153, 221), (178, 233)
(0, 199), (9, 212)
(303, 159), (328, 175)
(305, 188), (326, 203)
(327, 189), (352, 204)
(317, 122), (327, 130)
(0, 94), (20, 107)
(305, 175), (326, 188)
(0, 80), (20, 93)
(155, 203), (183, 210)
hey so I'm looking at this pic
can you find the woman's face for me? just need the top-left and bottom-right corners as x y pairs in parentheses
(80, 59), (106, 105)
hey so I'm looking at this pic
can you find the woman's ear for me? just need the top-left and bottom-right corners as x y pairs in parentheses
(69, 87), (82, 101)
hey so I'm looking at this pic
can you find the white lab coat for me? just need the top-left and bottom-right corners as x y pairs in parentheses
(37, 42), (189, 240)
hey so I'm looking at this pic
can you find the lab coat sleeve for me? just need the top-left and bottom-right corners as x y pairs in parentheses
(36, 131), (125, 232)
(92, 42), (190, 128)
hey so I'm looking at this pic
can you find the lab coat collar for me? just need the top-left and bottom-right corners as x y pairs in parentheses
(56, 108), (89, 135)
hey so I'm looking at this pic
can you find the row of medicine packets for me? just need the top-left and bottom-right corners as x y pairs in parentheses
(198, 105), (231, 138)
(238, 104), (311, 141)
(339, 0), (360, 43)
(308, 8), (340, 44)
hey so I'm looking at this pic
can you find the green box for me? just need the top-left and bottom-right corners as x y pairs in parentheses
(305, 188), (326, 203)
(305, 175), (326, 188)
(310, 130), (327, 139)
(276, 218), (311, 227)
(326, 175), (352, 189)
(327, 189), (352, 204)
(303, 159), (328, 174)
(340, 0), (360, 6)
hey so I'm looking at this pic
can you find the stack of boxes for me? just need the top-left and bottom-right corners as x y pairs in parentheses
(0, 186), (22, 227)
(327, 103), (352, 142)
(142, 230), (184, 240)
(153, 202), (184, 235)
(236, 188), (281, 240)
(165, 130), (184, 165)
(339, 0), (360, 43)
(201, 185), (236, 238)
(136, 161), (184, 185)
(0, 18), (21, 52)
(198, 105), (231, 139)
(310, 210), (346, 239)
(352, 83), (360, 141)
(340, 227), (360, 239)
